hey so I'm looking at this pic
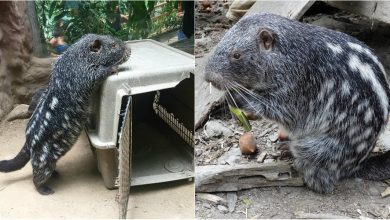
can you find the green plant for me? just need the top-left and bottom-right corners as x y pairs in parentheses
(34, 0), (182, 44)
(230, 107), (252, 132)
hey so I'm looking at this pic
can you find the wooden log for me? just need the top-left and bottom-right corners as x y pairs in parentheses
(195, 162), (304, 192)
(294, 211), (352, 219)
(194, 54), (224, 129)
(246, 0), (315, 19)
(324, 1), (390, 24)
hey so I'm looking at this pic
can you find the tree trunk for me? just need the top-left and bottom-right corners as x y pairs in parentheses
(26, 1), (48, 57)
(0, 1), (52, 120)
(0, 1), (31, 119)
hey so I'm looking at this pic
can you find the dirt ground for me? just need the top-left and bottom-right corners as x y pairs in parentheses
(0, 119), (194, 219)
(195, 1), (390, 219)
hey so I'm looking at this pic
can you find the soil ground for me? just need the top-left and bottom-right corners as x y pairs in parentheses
(0, 119), (194, 219)
(195, 1), (390, 219)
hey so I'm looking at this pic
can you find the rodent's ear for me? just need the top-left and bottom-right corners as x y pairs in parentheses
(258, 29), (275, 51)
(90, 39), (101, 52)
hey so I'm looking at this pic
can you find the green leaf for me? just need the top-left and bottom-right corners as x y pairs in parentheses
(53, 10), (69, 22)
(48, 0), (57, 19)
(230, 107), (252, 132)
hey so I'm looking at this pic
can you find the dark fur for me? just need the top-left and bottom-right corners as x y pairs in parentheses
(27, 88), (46, 116)
(0, 34), (130, 195)
(204, 13), (390, 193)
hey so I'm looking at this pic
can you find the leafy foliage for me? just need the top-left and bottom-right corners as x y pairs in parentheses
(35, 0), (182, 43)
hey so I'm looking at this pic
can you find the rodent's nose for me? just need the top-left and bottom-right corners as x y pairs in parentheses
(204, 71), (225, 90)
(124, 48), (131, 59)
(204, 70), (211, 83)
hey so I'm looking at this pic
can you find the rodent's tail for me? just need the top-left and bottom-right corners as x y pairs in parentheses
(0, 144), (30, 172)
(355, 151), (390, 180)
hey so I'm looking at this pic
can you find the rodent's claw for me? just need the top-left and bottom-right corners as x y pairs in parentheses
(110, 65), (119, 75)
(275, 142), (293, 159)
(280, 150), (293, 159)
(275, 142), (290, 151)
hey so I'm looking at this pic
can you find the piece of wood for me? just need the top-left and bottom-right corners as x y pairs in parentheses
(195, 54), (224, 129)
(294, 211), (352, 219)
(324, 1), (390, 24)
(195, 162), (304, 192)
(246, 0), (315, 19)
(381, 187), (390, 198)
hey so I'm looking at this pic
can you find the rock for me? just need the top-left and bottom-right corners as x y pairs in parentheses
(368, 187), (380, 196)
(257, 152), (267, 163)
(263, 158), (276, 164)
(195, 38), (208, 48)
(226, 192), (237, 213)
(5, 104), (30, 121)
(217, 148), (241, 165)
(196, 193), (227, 205)
(269, 132), (279, 143)
(204, 120), (234, 138)
(217, 205), (228, 214)
(381, 205), (390, 218)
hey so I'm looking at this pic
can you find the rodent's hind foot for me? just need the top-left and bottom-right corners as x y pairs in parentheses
(302, 166), (337, 194)
(37, 185), (54, 195)
(109, 65), (119, 75)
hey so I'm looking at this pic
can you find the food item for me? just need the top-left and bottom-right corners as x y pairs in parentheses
(239, 132), (257, 155)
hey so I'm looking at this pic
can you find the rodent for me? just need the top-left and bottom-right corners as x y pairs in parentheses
(28, 88), (46, 116)
(0, 34), (130, 195)
(204, 13), (390, 193)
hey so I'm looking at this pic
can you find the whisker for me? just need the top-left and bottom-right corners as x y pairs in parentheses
(229, 81), (294, 122)
(224, 85), (239, 109)
(228, 82), (258, 113)
(232, 82), (279, 114)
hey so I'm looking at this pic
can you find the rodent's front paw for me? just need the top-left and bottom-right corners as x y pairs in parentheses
(275, 142), (293, 159)
(109, 65), (119, 75)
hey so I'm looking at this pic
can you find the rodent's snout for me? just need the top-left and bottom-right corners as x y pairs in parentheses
(204, 70), (225, 91)
(114, 45), (131, 66)
(121, 47), (131, 63)
(124, 46), (131, 58)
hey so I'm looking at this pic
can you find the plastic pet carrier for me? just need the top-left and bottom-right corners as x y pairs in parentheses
(86, 39), (194, 189)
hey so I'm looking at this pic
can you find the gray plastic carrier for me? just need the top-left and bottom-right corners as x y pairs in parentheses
(86, 39), (194, 189)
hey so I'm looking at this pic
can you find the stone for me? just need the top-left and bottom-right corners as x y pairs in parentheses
(5, 104), (30, 121)
(217, 205), (228, 214)
(217, 148), (241, 165)
(263, 158), (276, 164)
(204, 120), (234, 138)
(226, 192), (237, 213)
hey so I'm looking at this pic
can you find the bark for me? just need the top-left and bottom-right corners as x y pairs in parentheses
(0, 1), (52, 120)
(26, 1), (49, 57)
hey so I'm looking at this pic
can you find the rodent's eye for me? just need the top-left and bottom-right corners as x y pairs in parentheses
(233, 52), (241, 60)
